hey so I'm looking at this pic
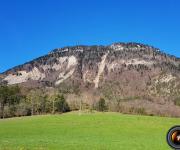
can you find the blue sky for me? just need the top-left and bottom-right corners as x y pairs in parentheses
(0, 0), (180, 72)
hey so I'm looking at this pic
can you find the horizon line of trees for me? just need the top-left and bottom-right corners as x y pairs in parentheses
(0, 84), (71, 119)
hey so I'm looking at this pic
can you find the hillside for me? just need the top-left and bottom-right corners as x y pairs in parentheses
(0, 112), (179, 150)
(0, 42), (180, 117)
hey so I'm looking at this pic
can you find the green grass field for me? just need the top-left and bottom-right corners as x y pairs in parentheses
(0, 112), (179, 150)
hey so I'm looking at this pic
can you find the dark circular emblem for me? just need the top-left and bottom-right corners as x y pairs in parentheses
(167, 126), (180, 149)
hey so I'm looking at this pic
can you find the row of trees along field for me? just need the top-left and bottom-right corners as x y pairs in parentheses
(0, 84), (107, 119)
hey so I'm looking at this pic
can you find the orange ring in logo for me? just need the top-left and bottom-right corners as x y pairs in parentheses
(171, 131), (178, 142)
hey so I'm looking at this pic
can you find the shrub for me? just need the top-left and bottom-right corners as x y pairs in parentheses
(128, 107), (147, 115)
(174, 97), (180, 106)
(135, 107), (147, 115)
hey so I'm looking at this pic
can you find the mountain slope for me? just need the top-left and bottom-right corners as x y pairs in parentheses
(1, 42), (180, 116)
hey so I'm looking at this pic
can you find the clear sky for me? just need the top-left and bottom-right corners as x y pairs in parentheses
(0, 0), (180, 73)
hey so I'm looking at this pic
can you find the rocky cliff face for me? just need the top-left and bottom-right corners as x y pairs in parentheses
(1, 42), (180, 116)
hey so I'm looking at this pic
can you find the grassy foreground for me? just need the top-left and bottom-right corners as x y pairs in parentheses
(0, 112), (179, 150)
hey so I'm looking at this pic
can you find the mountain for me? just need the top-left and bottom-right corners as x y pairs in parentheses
(1, 42), (180, 117)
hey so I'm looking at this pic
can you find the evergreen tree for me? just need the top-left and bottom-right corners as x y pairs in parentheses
(55, 94), (70, 113)
(97, 98), (106, 112)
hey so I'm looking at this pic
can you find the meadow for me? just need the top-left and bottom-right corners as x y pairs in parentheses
(0, 112), (179, 150)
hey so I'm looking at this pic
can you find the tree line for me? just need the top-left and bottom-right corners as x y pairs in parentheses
(0, 84), (107, 119)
